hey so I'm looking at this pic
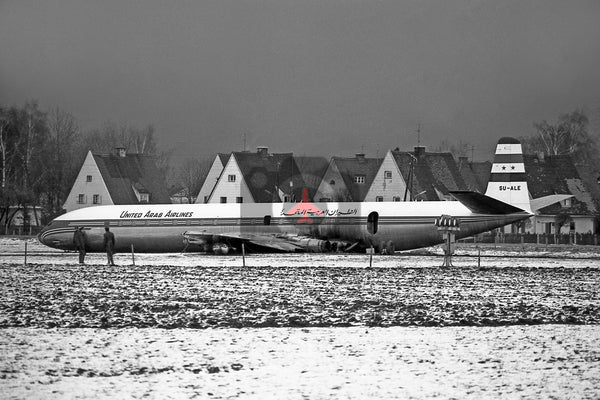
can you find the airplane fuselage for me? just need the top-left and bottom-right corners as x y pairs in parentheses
(38, 201), (530, 253)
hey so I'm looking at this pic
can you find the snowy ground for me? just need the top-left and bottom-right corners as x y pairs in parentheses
(1, 237), (600, 398)
(2, 326), (599, 399)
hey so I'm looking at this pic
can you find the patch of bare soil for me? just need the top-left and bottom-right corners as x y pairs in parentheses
(1, 263), (598, 328)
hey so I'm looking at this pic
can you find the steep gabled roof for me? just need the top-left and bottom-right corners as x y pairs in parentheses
(331, 156), (382, 201)
(524, 154), (598, 215)
(458, 160), (492, 193)
(293, 156), (329, 201)
(93, 153), (171, 204)
(233, 151), (306, 202)
(392, 150), (468, 200)
(217, 153), (230, 166)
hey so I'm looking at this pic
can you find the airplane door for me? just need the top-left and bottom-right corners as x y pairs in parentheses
(367, 211), (379, 234)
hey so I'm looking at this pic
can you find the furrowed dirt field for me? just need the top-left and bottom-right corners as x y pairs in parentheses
(1, 262), (599, 328)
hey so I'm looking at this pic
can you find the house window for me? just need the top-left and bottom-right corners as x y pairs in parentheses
(354, 175), (365, 184)
(393, 196), (401, 202)
(139, 193), (149, 203)
(330, 179), (336, 185)
(86, 175), (92, 182)
(220, 196), (227, 203)
(375, 196), (384, 202)
(570, 221), (576, 232)
(384, 171), (392, 179)
(77, 194), (86, 204)
(283, 195), (290, 202)
(228, 174), (236, 182)
(93, 194), (101, 204)
(562, 198), (572, 208)
(236, 197), (243, 203)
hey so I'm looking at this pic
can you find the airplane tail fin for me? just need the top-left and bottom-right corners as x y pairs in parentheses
(484, 137), (532, 213)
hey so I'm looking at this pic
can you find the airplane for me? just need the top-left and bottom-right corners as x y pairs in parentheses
(38, 137), (570, 254)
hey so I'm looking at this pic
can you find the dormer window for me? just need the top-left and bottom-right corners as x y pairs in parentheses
(354, 175), (365, 184)
(384, 171), (392, 179)
(86, 175), (93, 182)
(562, 198), (572, 208)
(140, 193), (149, 203)
(228, 174), (236, 182)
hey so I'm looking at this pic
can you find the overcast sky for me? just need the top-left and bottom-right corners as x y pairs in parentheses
(1, 0), (599, 162)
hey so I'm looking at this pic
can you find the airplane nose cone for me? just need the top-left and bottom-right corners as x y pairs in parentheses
(37, 226), (48, 246)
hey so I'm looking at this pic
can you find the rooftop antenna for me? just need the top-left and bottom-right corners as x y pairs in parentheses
(243, 133), (247, 151)
(471, 145), (474, 162)
(416, 124), (421, 146)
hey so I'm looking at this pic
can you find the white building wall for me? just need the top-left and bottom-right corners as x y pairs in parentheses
(523, 215), (596, 234)
(63, 151), (113, 212)
(364, 151), (408, 201)
(195, 155), (228, 203)
(314, 161), (350, 201)
(207, 156), (254, 203)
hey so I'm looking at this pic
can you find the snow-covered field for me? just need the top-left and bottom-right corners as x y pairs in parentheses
(2, 326), (599, 399)
(1, 237), (600, 399)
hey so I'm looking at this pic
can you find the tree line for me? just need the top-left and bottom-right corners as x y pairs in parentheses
(1, 100), (597, 232)
(0, 101), (184, 230)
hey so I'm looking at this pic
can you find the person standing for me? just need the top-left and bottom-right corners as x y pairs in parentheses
(103, 226), (116, 266)
(73, 226), (87, 265)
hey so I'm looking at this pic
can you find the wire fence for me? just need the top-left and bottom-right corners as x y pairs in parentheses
(463, 233), (600, 246)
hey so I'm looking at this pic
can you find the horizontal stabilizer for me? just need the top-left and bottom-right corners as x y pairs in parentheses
(450, 191), (528, 214)
(530, 194), (573, 212)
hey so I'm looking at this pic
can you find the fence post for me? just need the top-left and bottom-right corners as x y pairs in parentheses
(24, 242), (28, 266)
(242, 243), (246, 267)
(131, 244), (135, 266)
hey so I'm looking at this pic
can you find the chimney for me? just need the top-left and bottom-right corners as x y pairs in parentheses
(257, 146), (269, 156)
(414, 146), (426, 159)
(116, 147), (126, 157)
(355, 153), (366, 163)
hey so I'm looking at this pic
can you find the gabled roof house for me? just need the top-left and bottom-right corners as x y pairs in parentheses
(390, 146), (469, 201)
(206, 147), (305, 203)
(520, 153), (600, 234)
(195, 153), (230, 204)
(63, 147), (171, 212)
(314, 153), (382, 202)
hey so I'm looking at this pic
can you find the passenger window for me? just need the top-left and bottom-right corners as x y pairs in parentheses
(264, 215), (271, 225)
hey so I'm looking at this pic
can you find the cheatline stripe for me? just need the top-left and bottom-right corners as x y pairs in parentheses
(40, 227), (75, 239)
(495, 143), (523, 155)
(491, 163), (525, 173)
(488, 173), (527, 182)
(46, 215), (519, 231)
(493, 154), (524, 163)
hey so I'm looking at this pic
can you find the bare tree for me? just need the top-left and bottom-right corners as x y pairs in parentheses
(176, 158), (212, 204)
(45, 108), (80, 214)
(0, 108), (8, 189)
(432, 139), (471, 158)
(521, 110), (600, 170)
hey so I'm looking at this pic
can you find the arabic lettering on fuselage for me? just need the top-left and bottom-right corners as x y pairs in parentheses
(283, 208), (358, 217)
(120, 210), (194, 219)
